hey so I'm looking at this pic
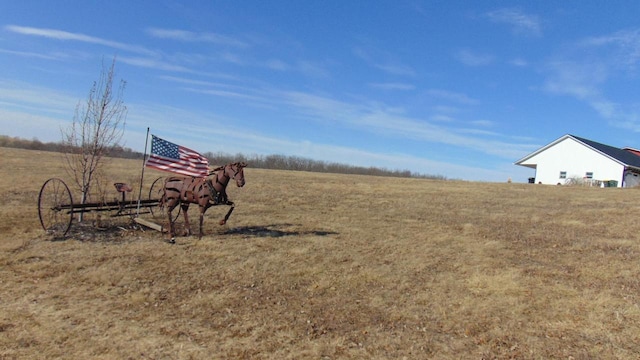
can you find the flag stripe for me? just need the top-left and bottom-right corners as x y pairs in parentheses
(145, 135), (209, 177)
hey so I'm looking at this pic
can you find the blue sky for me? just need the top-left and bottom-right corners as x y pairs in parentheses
(2, 1), (640, 182)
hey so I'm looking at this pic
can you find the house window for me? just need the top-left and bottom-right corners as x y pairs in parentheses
(585, 172), (594, 179)
(559, 171), (567, 179)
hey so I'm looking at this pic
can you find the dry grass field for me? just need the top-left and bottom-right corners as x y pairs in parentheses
(1, 147), (640, 359)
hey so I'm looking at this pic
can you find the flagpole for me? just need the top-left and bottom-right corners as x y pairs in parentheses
(136, 127), (150, 216)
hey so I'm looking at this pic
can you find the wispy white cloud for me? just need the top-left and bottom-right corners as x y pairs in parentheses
(5, 25), (156, 56)
(544, 60), (606, 100)
(369, 82), (415, 91)
(458, 128), (499, 136)
(470, 119), (494, 127)
(0, 109), (69, 141)
(265, 59), (288, 71)
(432, 105), (461, 115)
(183, 87), (267, 102)
(244, 58), (331, 78)
(157, 75), (232, 87)
(208, 50), (330, 78)
(0, 48), (66, 60)
(353, 46), (416, 76)
(582, 28), (640, 48)
(280, 90), (530, 159)
(485, 8), (541, 37)
(543, 29), (640, 131)
(581, 28), (640, 69)
(164, 52), (208, 67)
(147, 28), (329, 78)
(0, 81), (81, 142)
(0, 80), (77, 114)
(427, 89), (480, 105)
(510, 58), (528, 67)
(156, 74), (280, 109)
(296, 60), (330, 78)
(455, 49), (494, 67)
(146, 28), (249, 48)
(543, 60), (634, 126)
(372, 63), (416, 76)
(118, 56), (192, 72)
(429, 114), (455, 123)
(217, 51), (246, 66)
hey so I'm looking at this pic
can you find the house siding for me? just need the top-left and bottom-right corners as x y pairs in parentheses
(519, 137), (624, 186)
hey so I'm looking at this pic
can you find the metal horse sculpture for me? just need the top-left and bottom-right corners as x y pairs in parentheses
(162, 162), (247, 242)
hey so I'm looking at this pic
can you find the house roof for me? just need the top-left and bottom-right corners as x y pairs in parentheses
(515, 134), (640, 169)
(571, 135), (640, 169)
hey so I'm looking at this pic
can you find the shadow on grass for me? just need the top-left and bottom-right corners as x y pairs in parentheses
(43, 222), (338, 243)
(47, 219), (155, 243)
(223, 224), (338, 238)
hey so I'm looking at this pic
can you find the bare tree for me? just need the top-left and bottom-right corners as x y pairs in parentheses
(62, 57), (127, 220)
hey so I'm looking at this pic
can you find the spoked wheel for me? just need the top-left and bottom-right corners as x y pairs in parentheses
(149, 176), (180, 221)
(38, 178), (73, 237)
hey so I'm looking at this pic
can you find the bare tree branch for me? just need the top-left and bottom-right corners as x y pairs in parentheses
(61, 57), (127, 220)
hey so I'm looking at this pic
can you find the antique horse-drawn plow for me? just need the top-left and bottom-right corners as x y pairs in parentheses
(37, 176), (168, 237)
(37, 162), (247, 239)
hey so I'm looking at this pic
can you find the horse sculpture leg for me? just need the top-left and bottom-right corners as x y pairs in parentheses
(219, 202), (235, 225)
(198, 210), (205, 239)
(181, 203), (192, 236)
(166, 202), (178, 243)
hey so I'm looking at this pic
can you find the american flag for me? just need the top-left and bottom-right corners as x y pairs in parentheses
(145, 135), (210, 177)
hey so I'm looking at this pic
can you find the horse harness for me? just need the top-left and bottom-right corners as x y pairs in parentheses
(205, 178), (225, 205)
(205, 165), (241, 205)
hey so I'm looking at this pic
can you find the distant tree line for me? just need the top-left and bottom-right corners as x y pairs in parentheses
(203, 152), (445, 179)
(0, 135), (141, 159)
(0, 135), (446, 180)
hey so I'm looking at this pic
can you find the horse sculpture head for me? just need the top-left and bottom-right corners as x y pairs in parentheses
(226, 162), (247, 187)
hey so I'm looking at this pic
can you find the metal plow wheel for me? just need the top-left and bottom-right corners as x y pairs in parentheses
(38, 178), (73, 237)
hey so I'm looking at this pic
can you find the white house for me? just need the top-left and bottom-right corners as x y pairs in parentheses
(515, 134), (640, 187)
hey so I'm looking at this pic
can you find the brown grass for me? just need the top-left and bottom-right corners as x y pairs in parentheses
(1, 147), (640, 359)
